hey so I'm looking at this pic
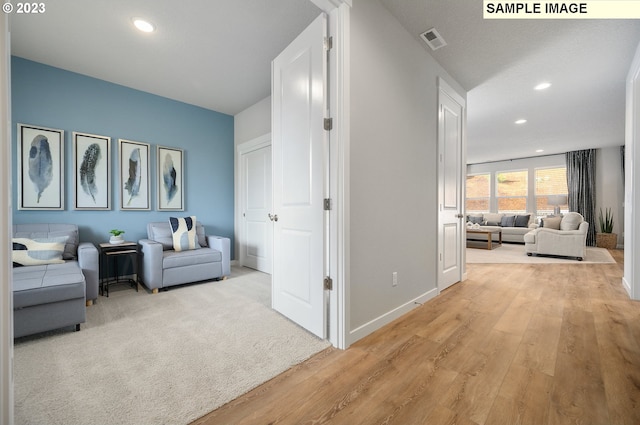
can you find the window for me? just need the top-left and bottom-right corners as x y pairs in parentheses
(496, 170), (527, 213)
(535, 167), (568, 217)
(466, 173), (490, 213)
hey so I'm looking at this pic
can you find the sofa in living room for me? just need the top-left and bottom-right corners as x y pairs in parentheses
(467, 212), (538, 244)
(12, 223), (99, 338)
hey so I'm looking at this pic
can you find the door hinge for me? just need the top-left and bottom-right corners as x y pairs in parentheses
(324, 276), (333, 290)
(324, 198), (332, 211)
(324, 36), (333, 51)
(324, 118), (333, 131)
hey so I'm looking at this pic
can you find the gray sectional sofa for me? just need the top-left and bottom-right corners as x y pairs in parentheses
(467, 212), (538, 243)
(12, 223), (99, 338)
(138, 221), (230, 293)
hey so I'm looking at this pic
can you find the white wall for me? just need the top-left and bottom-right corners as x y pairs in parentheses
(233, 96), (272, 262)
(234, 96), (271, 148)
(596, 146), (625, 246)
(348, 0), (465, 343)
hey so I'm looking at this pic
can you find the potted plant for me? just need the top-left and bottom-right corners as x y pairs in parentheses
(109, 229), (125, 244)
(596, 207), (617, 249)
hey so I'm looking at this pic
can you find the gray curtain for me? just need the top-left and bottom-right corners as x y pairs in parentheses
(565, 149), (597, 246)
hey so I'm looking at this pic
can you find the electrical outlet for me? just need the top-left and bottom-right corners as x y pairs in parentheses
(392, 272), (398, 287)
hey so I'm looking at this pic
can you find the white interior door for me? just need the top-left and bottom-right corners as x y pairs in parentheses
(240, 143), (272, 274)
(438, 79), (465, 291)
(271, 13), (327, 339)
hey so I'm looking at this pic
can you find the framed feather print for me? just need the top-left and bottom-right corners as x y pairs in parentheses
(118, 139), (150, 210)
(73, 132), (111, 210)
(157, 146), (184, 211)
(17, 123), (65, 210)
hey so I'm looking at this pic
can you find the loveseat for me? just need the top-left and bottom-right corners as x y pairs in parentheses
(12, 223), (99, 338)
(138, 220), (230, 293)
(467, 212), (538, 244)
(524, 212), (588, 260)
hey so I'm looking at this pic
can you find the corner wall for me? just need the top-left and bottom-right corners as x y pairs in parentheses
(596, 146), (625, 246)
(348, 0), (465, 344)
(11, 57), (234, 250)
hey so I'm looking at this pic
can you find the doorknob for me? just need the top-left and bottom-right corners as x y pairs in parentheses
(268, 213), (278, 222)
(456, 214), (464, 219)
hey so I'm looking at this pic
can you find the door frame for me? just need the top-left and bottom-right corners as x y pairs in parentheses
(0, 14), (13, 425)
(237, 133), (272, 272)
(324, 2), (350, 349)
(437, 77), (467, 289)
(623, 42), (640, 299)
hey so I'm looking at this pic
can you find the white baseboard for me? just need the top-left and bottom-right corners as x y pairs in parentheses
(622, 276), (632, 297)
(347, 287), (439, 346)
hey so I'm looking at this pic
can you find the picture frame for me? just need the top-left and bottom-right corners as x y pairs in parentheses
(118, 139), (150, 210)
(73, 132), (111, 210)
(17, 123), (65, 210)
(156, 146), (184, 211)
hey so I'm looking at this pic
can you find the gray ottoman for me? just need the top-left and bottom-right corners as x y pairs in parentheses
(13, 262), (86, 338)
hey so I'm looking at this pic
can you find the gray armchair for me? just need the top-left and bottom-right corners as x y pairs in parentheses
(523, 212), (589, 261)
(138, 221), (230, 293)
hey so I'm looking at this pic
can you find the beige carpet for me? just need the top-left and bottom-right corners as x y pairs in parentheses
(466, 243), (616, 264)
(13, 266), (330, 425)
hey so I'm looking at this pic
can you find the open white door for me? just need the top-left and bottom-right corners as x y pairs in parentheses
(438, 79), (465, 291)
(271, 14), (327, 338)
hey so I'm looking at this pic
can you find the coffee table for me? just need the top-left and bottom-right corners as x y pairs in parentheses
(466, 228), (502, 250)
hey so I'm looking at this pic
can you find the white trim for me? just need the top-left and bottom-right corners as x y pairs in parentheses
(237, 133), (271, 155)
(624, 41), (640, 299)
(348, 288), (439, 343)
(438, 78), (466, 108)
(1, 14), (14, 425)
(623, 276), (632, 295)
(327, 4), (350, 349)
(310, 0), (352, 12)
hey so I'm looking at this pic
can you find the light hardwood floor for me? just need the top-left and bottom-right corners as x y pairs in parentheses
(192, 250), (640, 425)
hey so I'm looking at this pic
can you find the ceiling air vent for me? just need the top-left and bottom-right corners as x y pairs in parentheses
(420, 28), (447, 51)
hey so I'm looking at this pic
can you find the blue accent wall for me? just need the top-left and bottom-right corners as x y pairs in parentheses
(11, 57), (234, 254)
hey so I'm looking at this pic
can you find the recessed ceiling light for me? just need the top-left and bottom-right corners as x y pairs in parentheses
(534, 82), (551, 90)
(536, 149), (544, 153)
(133, 18), (155, 33)
(515, 119), (527, 124)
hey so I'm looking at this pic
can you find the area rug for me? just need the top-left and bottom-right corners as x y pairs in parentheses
(13, 266), (330, 425)
(466, 243), (616, 264)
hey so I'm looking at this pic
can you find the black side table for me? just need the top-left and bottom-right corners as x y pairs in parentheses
(98, 242), (139, 297)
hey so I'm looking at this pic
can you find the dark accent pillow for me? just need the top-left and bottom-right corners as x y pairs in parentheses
(514, 214), (531, 227)
(467, 215), (484, 225)
(500, 215), (515, 227)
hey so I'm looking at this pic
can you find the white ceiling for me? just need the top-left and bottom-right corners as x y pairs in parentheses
(9, 0), (321, 116)
(9, 1), (640, 164)
(380, 1), (640, 164)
